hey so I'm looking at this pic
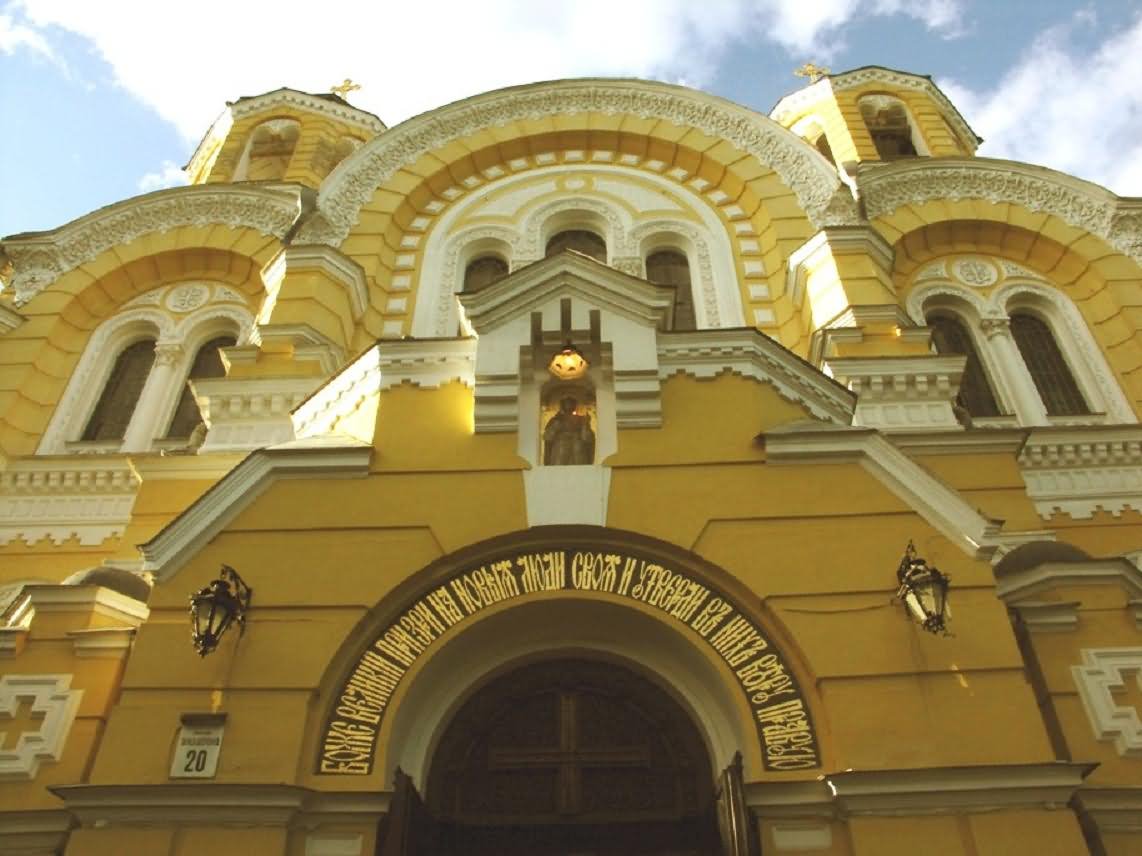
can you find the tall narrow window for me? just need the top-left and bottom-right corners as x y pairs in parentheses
(81, 339), (156, 441)
(815, 133), (836, 166)
(165, 336), (235, 438)
(928, 315), (1000, 417)
(546, 230), (606, 263)
(463, 256), (508, 293)
(646, 250), (696, 331)
(1010, 313), (1089, 415)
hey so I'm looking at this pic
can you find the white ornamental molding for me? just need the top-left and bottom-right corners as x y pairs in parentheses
(1073, 648), (1142, 758)
(0, 674), (83, 780)
(825, 354), (966, 433)
(194, 376), (323, 453)
(298, 79), (845, 246)
(1, 185), (304, 304)
(0, 459), (141, 546)
(1018, 427), (1142, 519)
(293, 345), (383, 441)
(859, 158), (1142, 265)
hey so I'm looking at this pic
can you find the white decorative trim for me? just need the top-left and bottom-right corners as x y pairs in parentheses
(1076, 788), (1142, 834)
(306, 833), (364, 856)
(6, 585), (150, 627)
(996, 556), (1142, 606)
(0, 302), (24, 333)
(0, 674), (83, 781)
(194, 376), (321, 453)
(764, 426), (1003, 559)
(262, 245), (368, 321)
(140, 440), (372, 581)
(2, 185), (302, 302)
(0, 808), (72, 855)
(1008, 600), (1080, 632)
(293, 346), (383, 441)
(0, 458), (140, 546)
(1073, 648), (1142, 757)
(67, 627), (137, 657)
(860, 158), (1142, 265)
(825, 354), (965, 432)
(1018, 426), (1142, 519)
(658, 330), (854, 426)
(299, 79), (842, 246)
(231, 88), (385, 135)
(376, 338), (476, 391)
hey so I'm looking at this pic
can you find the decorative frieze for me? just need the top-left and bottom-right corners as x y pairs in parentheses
(1018, 426), (1142, 518)
(2, 185), (304, 303)
(825, 354), (965, 432)
(0, 459), (140, 546)
(194, 376), (322, 453)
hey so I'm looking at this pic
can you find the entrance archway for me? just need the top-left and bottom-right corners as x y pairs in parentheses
(422, 657), (721, 855)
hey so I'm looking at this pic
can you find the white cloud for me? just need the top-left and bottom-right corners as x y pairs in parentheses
(10, 0), (964, 141)
(137, 160), (188, 193)
(0, 10), (58, 62)
(939, 12), (1142, 196)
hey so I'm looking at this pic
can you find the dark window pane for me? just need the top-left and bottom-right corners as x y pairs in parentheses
(646, 250), (696, 331)
(928, 316), (1000, 417)
(165, 336), (235, 438)
(463, 256), (508, 293)
(1010, 313), (1089, 415)
(862, 102), (918, 159)
(82, 339), (156, 441)
(545, 230), (606, 262)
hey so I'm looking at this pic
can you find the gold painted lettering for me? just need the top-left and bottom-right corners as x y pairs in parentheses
(690, 597), (732, 637)
(427, 587), (464, 625)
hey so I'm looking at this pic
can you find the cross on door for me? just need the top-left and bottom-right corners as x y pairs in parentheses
(0, 696), (45, 751)
(488, 691), (651, 814)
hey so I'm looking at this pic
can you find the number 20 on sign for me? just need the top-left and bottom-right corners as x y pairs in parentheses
(169, 715), (225, 779)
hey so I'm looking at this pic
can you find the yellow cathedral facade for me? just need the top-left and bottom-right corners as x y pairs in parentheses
(2, 67), (1141, 855)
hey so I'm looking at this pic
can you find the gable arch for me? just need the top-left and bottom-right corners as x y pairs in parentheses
(308, 526), (824, 787)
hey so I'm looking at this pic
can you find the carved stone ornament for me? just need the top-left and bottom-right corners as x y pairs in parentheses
(298, 80), (844, 246)
(860, 159), (1142, 266)
(2, 185), (303, 304)
(0, 674), (84, 780)
(1073, 648), (1142, 757)
(165, 283), (210, 313)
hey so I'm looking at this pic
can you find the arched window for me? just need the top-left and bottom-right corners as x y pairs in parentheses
(81, 339), (156, 442)
(646, 250), (696, 331)
(463, 256), (509, 293)
(165, 336), (236, 438)
(236, 119), (300, 181)
(927, 315), (1000, 417)
(1010, 313), (1089, 415)
(546, 230), (606, 263)
(860, 98), (919, 160)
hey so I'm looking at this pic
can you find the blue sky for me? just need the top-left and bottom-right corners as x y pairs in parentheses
(2, 1), (1140, 238)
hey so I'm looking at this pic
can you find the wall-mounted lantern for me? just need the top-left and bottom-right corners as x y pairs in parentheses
(548, 345), (589, 380)
(896, 542), (951, 635)
(189, 565), (252, 656)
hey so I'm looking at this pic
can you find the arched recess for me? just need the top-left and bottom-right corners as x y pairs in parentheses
(891, 219), (1142, 420)
(309, 526), (824, 788)
(0, 245), (269, 457)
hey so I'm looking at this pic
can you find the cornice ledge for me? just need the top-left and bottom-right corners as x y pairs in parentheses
(1075, 786), (1142, 832)
(6, 585), (150, 626)
(825, 762), (1095, 815)
(2, 185), (304, 304)
(231, 89), (387, 135)
(301, 79), (841, 245)
(293, 344), (383, 439)
(49, 782), (391, 826)
(262, 244), (368, 321)
(764, 427), (1002, 558)
(996, 557), (1142, 603)
(1018, 424), (1142, 468)
(141, 440), (371, 581)
(0, 808), (73, 853)
(786, 226), (895, 309)
(858, 158), (1142, 264)
(657, 328), (855, 426)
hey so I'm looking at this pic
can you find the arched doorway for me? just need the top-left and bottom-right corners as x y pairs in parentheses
(410, 658), (721, 855)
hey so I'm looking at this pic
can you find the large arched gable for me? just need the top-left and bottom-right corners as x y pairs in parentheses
(296, 80), (849, 345)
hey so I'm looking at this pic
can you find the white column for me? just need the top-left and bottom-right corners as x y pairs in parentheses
(122, 343), (184, 452)
(981, 318), (1048, 426)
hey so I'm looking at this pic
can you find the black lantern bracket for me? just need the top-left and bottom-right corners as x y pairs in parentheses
(895, 541), (952, 636)
(189, 565), (253, 657)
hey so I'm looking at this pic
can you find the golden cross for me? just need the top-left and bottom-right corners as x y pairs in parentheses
(0, 696), (44, 751)
(794, 63), (830, 83)
(331, 78), (361, 100)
